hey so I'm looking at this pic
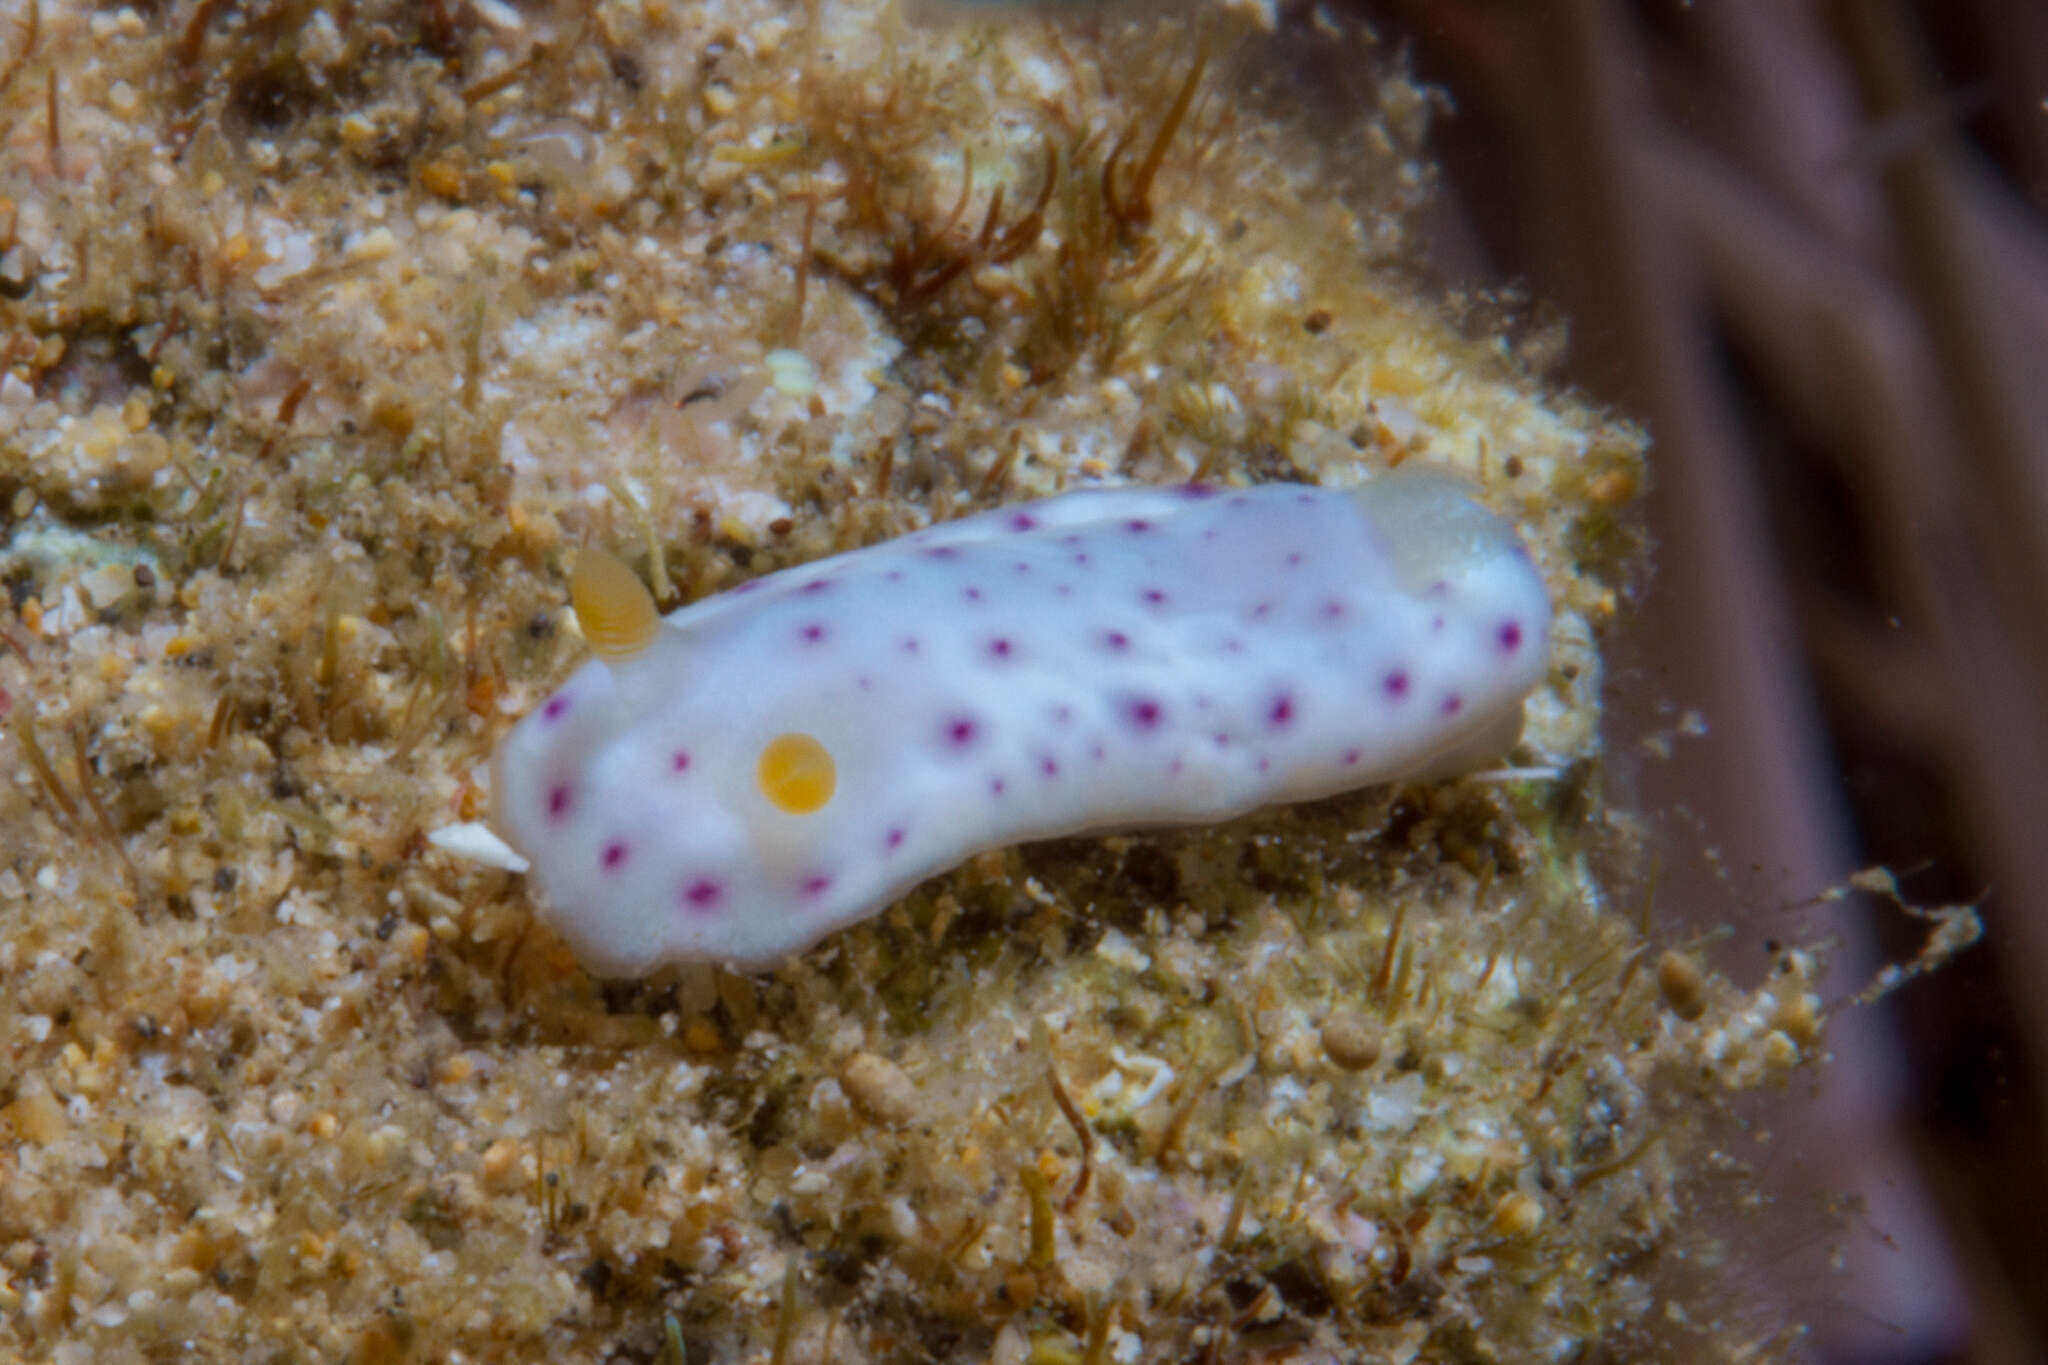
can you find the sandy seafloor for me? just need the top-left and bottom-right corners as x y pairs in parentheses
(0, 0), (1846, 1359)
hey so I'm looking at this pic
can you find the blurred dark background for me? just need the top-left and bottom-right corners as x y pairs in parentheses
(1326, 1), (2048, 1361)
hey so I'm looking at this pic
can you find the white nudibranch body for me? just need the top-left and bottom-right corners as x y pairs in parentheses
(489, 469), (1552, 974)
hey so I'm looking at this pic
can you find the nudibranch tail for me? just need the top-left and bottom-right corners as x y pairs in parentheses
(571, 548), (660, 664)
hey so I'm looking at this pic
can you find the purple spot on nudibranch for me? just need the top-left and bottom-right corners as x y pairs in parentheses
(1430, 615), (1446, 633)
(1014, 561), (1032, 574)
(1071, 552), (1091, 567)
(1126, 698), (1163, 730)
(943, 715), (979, 748)
(1441, 694), (1465, 717)
(1498, 620), (1525, 652)
(1102, 630), (1130, 652)
(1223, 638), (1245, 654)
(1252, 602), (1274, 619)
(799, 622), (827, 644)
(901, 637), (921, 654)
(1091, 743), (1107, 761)
(1053, 705), (1073, 724)
(1296, 491), (1316, 505)
(1054, 583), (1074, 598)
(542, 695), (570, 721)
(1426, 579), (1450, 597)
(1268, 694), (1295, 727)
(857, 675), (874, 691)
(1169, 758), (1185, 776)
(671, 750), (692, 773)
(1285, 551), (1304, 567)
(885, 569), (906, 583)
(1141, 588), (1168, 607)
(547, 784), (572, 820)
(924, 546), (960, 560)
(1383, 671), (1410, 700)
(732, 579), (763, 595)
(1125, 518), (1153, 533)
(1179, 483), (1218, 499)
(1008, 512), (1039, 531)
(802, 874), (833, 898)
(1213, 732), (1231, 748)
(1040, 756), (1059, 777)
(682, 879), (723, 911)
(884, 827), (906, 851)
(989, 777), (1006, 797)
(801, 578), (831, 594)
(601, 841), (629, 871)
(963, 585), (984, 603)
(1321, 600), (1346, 621)
(987, 637), (1014, 660)
(1342, 748), (1362, 766)
(1257, 756), (1273, 773)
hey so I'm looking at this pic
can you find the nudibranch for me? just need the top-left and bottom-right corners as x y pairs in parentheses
(487, 469), (1552, 974)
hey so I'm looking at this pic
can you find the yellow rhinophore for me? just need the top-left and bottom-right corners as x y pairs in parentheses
(571, 549), (660, 663)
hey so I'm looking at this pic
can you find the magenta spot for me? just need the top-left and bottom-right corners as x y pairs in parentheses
(885, 569), (906, 583)
(1296, 491), (1316, 505)
(1141, 588), (1168, 607)
(989, 777), (1006, 797)
(1498, 620), (1525, 652)
(1257, 756), (1272, 773)
(1223, 637), (1245, 654)
(1426, 579), (1450, 597)
(1091, 743), (1107, 761)
(1229, 494), (1250, 507)
(802, 874), (833, 898)
(1169, 758), (1184, 775)
(1342, 748), (1362, 766)
(1213, 732), (1231, 748)
(1268, 694), (1295, 727)
(1285, 551), (1304, 567)
(601, 841), (629, 871)
(801, 578), (831, 594)
(1127, 697), (1163, 730)
(1321, 599), (1346, 621)
(547, 784), (572, 820)
(1430, 615), (1446, 633)
(987, 637), (1014, 660)
(1125, 518), (1153, 533)
(963, 585), (984, 603)
(1102, 630), (1130, 652)
(1203, 528), (1219, 541)
(1053, 705), (1073, 724)
(1442, 694), (1465, 717)
(682, 879), (722, 910)
(1054, 583), (1074, 598)
(1072, 551), (1091, 567)
(924, 546), (960, 560)
(884, 826), (905, 851)
(944, 715), (979, 748)
(671, 750), (692, 773)
(1008, 512), (1039, 531)
(1039, 756), (1059, 777)
(799, 622), (827, 644)
(1014, 561), (1032, 574)
(542, 695), (570, 721)
(901, 637), (921, 654)
(1179, 483), (1217, 499)
(732, 579), (763, 595)
(1061, 534), (1084, 545)
(1252, 602), (1273, 619)
(1383, 671), (1410, 700)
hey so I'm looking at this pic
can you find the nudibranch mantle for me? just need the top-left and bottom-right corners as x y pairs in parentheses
(489, 469), (1551, 974)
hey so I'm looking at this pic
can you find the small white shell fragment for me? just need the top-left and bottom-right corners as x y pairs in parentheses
(491, 468), (1552, 974)
(763, 348), (816, 398)
(428, 821), (531, 873)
